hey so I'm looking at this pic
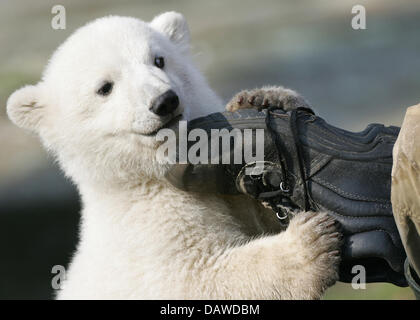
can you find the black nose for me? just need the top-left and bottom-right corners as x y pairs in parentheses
(149, 90), (179, 116)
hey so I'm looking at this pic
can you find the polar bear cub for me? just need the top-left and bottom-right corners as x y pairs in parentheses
(6, 12), (341, 299)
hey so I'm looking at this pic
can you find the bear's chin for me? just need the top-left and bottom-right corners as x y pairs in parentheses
(132, 114), (183, 137)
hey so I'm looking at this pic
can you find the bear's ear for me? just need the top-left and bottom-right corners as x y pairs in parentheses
(150, 11), (190, 51)
(6, 84), (45, 132)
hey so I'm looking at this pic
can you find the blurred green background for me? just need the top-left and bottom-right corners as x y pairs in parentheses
(0, 0), (418, 299)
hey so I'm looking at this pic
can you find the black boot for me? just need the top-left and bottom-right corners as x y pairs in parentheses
(165, 107), (406, 286)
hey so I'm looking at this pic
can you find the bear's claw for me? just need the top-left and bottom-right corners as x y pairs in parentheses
(226, 86), (310, 112)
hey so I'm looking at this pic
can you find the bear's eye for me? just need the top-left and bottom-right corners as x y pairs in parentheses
(154, 56), (165, 69)
(97, 81), (113, 96)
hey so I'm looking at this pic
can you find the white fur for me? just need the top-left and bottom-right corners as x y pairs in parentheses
(6, 12), (340, 299)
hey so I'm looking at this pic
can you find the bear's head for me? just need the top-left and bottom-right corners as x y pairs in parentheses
(7, 12), (222, 188)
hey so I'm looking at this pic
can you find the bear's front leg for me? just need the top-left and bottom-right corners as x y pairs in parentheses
(207, 211), (341, 299)
(226, 86), (310, 112)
